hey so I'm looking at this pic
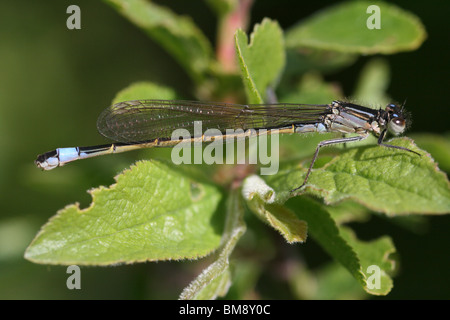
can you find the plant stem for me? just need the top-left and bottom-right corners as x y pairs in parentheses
(216, 0), (253, 73)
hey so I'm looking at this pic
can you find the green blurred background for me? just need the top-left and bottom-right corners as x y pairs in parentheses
(0, 0), (449, 299)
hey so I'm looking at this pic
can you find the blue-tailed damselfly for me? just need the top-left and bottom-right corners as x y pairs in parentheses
(35, 99), (419, 191)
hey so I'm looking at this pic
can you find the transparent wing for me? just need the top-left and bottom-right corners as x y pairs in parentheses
(97, 100), (330, 143)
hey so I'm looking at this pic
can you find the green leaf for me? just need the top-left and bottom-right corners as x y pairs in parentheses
(242, 175), (307, 243)
(286, 197), (396, 295)
(225, 260), (262, 299)
(286, 197), (362, 285)
(339, 227), (396, 295)
(281, 72), (343, 105)
(179, 189), (246, 300)
(353, 58), (391, 105)
(112, 81), (177, 103)
(286, 1), (427, 54)
(411, 133), (450, 173)
(0, 217), (38, 261)
(266, 138), (450, 215)
(235, 18), (285, 103)
(291, 262), (367, 299)
(103, 0), (213, 82)
(25, 161), (223, 265)
(326, 201), (371, 225)
(284, 48), (358, 76)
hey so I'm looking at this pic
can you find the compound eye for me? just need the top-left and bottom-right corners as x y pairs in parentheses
(388, 117), (406, 135)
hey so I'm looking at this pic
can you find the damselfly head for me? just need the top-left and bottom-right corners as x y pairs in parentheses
(385, 103), (407, 135)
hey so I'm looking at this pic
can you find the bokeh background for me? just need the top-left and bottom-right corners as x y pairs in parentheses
(0, 0), (448, 299)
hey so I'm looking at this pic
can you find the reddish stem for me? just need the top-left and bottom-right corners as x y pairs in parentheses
(216, 0), (253, 73)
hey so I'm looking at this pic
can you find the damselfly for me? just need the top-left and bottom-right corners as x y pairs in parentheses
(35, 100), (419, 191)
